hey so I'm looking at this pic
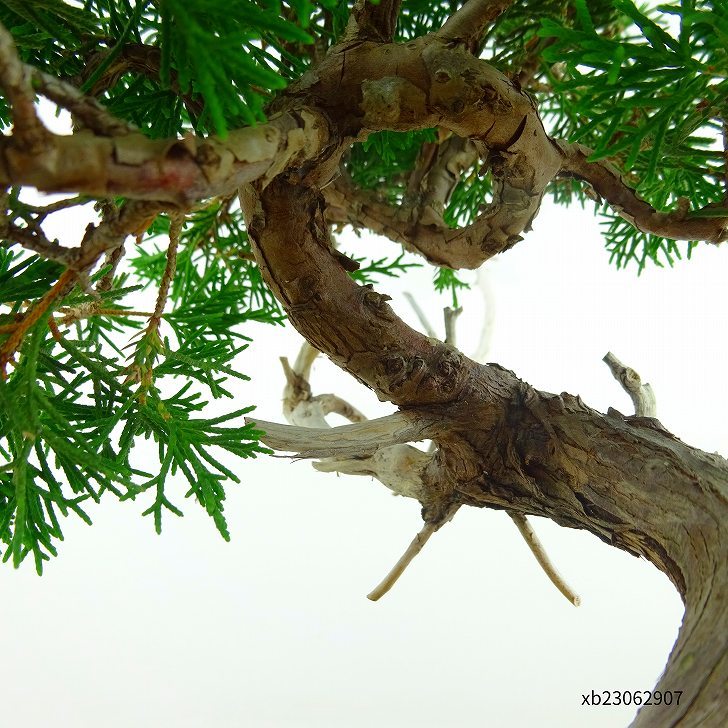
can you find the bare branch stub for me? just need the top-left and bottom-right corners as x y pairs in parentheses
(603, 351), (657, 418)
(444, 306), (462, 346)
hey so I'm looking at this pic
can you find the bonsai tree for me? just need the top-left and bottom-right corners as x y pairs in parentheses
(0, 1), (725, 725)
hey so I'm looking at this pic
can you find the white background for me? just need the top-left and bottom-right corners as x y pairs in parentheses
(1, 107), (727, 727)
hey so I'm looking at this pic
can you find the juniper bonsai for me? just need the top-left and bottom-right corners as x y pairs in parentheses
(0, 2), (726, 725)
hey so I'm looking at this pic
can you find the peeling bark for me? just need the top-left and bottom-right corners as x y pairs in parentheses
(559, 142), (728, 244)
(241, 166), (727, 726)
(2, 8), (727, 725)
(254, 360), (728, 726)
(0, 110), (330, 205)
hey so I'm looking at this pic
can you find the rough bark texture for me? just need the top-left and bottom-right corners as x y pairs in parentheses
(238, 26), (728, 725)
(3, 4), (727, 725)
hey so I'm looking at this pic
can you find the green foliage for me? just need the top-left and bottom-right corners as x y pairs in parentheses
(0, 233), (269, 572)
(538, 0), (727, 269)
(433, 267), (469, 308)
(0, 1), (338, 137)
(481, 0), (622, 80)
(348, 128), (438, 202)
(132, 203), (284, 323)
(347, 252), (421, 285)
(156, 0), (312, 135)
(395, 0), (453, 41)
(1, 0), (726, 572)
(444, 164), (492, 228)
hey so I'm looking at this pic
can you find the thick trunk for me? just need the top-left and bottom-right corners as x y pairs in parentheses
(452, 377), (728, 726)
(2, 9), (725, 723)
(244, 177), (728, 726)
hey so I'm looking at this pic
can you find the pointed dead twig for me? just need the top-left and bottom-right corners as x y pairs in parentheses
(367, 522), (438, 601)
(509, 513), (581, 606)
(603, 351), (657, 418)
(443, 306), (462, 346)
(368, 506), (460, 601)
(403, 292), (437, 338)
(460, 265), (579, 606)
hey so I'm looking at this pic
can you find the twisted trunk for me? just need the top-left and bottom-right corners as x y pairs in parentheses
(2, 6), (725, 723)
(244, 176), (728, 726)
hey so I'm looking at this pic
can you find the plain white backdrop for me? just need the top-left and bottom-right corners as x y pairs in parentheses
(1, 105), (726, 727)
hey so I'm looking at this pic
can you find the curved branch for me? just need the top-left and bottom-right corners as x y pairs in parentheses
(242, 178), (481, 407)
(0, 108), (329, 205)
(559, 142), (728, 244)
(437, 0), (514, 47)
(325, 136), (556, 269)
(0, 23), (50, 152)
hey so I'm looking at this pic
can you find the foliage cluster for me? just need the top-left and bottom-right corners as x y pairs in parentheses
(0, 0), (725, 570)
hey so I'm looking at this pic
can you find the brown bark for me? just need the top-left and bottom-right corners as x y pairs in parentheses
(2, 8), (727, 725)
(455, 379), (728, 727)
(560, 142), (728, 244)
(242, 172), (727, 725)
(346, 0), (403, 42)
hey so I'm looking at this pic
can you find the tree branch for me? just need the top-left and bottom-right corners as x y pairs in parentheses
(324, 149), (557, 270)
(0, 223), (70, 264)
(0, 23), (50, 152)
(30, 68), (136, 137)
(367, 506), (459, 601)
(509, 512), (580, 606)
(0, 107), (329, 205)
(437, 0), (514, 47)
(347, 0), (403, 42)
(243, 178), (482, 409)
(559, 142), (728, 244)
(71, 200), (163, 271)
(603, 351), (657, 418)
